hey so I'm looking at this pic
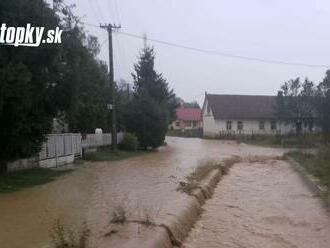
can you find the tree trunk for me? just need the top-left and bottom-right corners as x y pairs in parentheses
(0, 160), (8, 175)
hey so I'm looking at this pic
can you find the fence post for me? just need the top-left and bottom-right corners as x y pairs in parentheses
(71, 134), (74, 155)
(63, 134), (66, 157)
(54, 136), (58, 168)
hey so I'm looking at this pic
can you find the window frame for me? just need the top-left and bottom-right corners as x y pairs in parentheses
(271, 120), (277, 130)
(226, 120), (232, 130)
(237, 121), (243, 131)
(259, 120), (265, 130)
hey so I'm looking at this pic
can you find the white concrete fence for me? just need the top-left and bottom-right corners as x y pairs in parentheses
(8, 132), (123, 171)
(39, 133), (82, 168)
(81, 132), (124, 149)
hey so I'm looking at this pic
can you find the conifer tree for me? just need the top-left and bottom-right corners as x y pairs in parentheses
(126, 47), (177, 149)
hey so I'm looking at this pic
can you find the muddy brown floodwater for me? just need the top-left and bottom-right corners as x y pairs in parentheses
(0, 137), (289, 248)
(183, 160), (330, 248)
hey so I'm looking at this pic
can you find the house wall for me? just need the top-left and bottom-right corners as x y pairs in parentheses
(204, 119), (286, 137)
(202, 95), (321, 137)
(202, 98), (219, 137)
(203, 116), (319, 137)
(202, 97), (317, 137)
(170, 120), (202, 131)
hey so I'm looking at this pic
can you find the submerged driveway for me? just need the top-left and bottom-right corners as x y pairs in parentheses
(0, 137), (297, 248)
(183, 159), (330, 248)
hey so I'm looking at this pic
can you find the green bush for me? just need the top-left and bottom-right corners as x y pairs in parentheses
(287, 146), (330, 190)
(119, 133), (139, 151)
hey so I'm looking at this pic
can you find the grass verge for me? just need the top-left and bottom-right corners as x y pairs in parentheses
(286, 147), (330, 196)
(0, 168), (72, 193)
(83, 149), (146, 162)
(237, 134), (323, 148)
(167, 129), (202, 138)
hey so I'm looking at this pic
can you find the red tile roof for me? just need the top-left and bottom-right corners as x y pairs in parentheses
(176, 107), (202, 121)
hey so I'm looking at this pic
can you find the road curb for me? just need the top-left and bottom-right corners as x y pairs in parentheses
(104, 162), (232, 248)
(191, 168), (223, 204)
(288, 158), (330, 208)
(158, 167), (227, 247)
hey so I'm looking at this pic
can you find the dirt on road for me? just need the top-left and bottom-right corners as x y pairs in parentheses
(183, 159), (330, 248)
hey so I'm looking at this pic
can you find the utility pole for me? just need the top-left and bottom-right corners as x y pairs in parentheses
(143, 33), (147, 50)
(100, 23), (121, 151)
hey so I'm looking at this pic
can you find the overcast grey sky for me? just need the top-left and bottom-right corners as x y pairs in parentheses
(62, 0), (330, 104)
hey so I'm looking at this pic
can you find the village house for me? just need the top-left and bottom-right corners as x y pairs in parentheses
(202, 93), (316, 137)
(170, 106), (202, 131)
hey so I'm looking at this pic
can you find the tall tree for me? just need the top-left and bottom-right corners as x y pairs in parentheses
(316, 70), (330, 139)
(0, 0), (63, 174)
(52, 1), (110, 133)
(0, 0), (111, 173)
(126, 47), (178, 148)
(276, 78), (316, 134)
(115, 79), (133, 132)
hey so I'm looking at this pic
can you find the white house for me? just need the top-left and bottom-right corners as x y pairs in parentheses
(202, 93), (315, 137)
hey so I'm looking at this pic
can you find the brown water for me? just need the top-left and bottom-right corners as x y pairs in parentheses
(0, 167), (96, 248)
(0, 137), (287, 248)
(183, 160), (330, 248)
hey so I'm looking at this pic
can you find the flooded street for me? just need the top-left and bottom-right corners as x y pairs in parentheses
(0, 167), (96, 248)
(85, 137), (285, 247)
(0, 137), (321, 248)
(183, 159), (330, 248)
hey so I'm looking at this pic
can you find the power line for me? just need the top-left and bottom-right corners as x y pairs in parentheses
(82, 22), (100, 28)
(81, 22), (329, 69)
(116, 31), (329, 69)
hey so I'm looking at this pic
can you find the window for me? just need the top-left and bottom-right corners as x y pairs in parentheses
(259, 121), (265, 130)
(237, 121), (243, 131)
(193, 121), (197, 127)
(226, 121), (232, 130)
(271, 120), (277, 130)
(175, 121), (180, 127)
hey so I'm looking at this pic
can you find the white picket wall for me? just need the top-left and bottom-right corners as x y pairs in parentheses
(39, 133), (82, 160)
(81, 132), (124, 149)
(38, 132), (124, 161)
(9, 132), (124, 170)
